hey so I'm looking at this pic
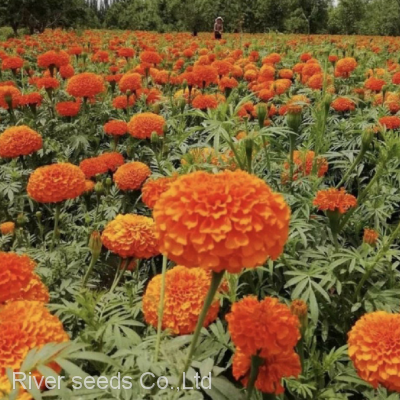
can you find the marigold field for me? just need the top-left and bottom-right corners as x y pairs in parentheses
(3, 30), (400, 400)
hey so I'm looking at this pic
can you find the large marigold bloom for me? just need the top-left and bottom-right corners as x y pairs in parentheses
(331, 97), (356, 112)
(140, 51), (162, 65)
(153, 170), (291, 273)
(365, 77), (386, 92)
(79, 152), (124, 178)
(113, 162), (151, 191)
(193, 65), (218, 88)
(0, 85), (21, 109)
(37, 50), (70, 69)
(226, 296), (300, 356)
(66, 72), (105, 98)
(56, 101), (80, 117)
(0, 300), (69, 374)
(127, 112), (165, 139)
(192, 94), (218, 110)
(233, 348), (301, 395)
(27, 163), (86, 203)
(104, 120), (128, 136)
(313, 187), (357, 214)
(101, 214), (159, 259)
(1, 56), (24, 71)
(379, 116), (400, 130)
(0, 126), (42, 158)
(348, 311), (400, 391)
(0, 252), (36, 304)
(142, 265), (220, 335)
(19, 92), (43, 108)
(142, 176), (177, 209)
(335, 57), (357, 77)
(119, 73), (142, 93)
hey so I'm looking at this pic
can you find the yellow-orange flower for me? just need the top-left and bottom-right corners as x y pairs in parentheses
(104, 120), (128, 136)
(66, 72), (105, 98)
(226, 296), (300, 356)
(101, 214), (159, 259)
(27, 163), (86, 203)
(0, 301), (69, 374)
(142, 265), (220, 335)
(232, 348), (301, 395)
(192, 94), (218, 110)
(0, 221), (15, 235)
(0, 126), (42, 158)
(348, 311), (400, 391)
(113, 162), (151, 191)
(119, 72), (142, 93)
(363, 228), (379, 245)
(141, 176), (177, 209)
(0, 252), (36, 304)
(0, 85), (21, 109)
(331, 97), (356, 112)
(283, 150), (328, 182)
(153, 170), (291, 273)
(0, 374), (32, 400)
(127, 112), (165, 139)
(79, 152), (125, 178)
(313, 187), (357, 214)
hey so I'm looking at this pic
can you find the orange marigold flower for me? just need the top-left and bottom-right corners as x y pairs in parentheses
(363, 228), (379, 245)
(211, 60), (233, 77)
(0, 374), (32, 400)
(117, 47), (135, 58)
(101, 214), (159, 259)
(193, 65), (218, 88)
(113, 162), (151, 191)
(127, 112), (165, 139)
(379, 116), (400, 130)
(232, 348), (301, 395)
(192, 93), (218, 110)
(226, 296), (300, 356)
(286, 94), (310, 114)
(0, 85), (21, 109)
(9, 274), (49, 303)
(331, 97), (356, 112)
(300, 53), (312, 62)
(1, 56), (24, 71)
(66, 72), (105, 98)
(336, 57), (357, 77)
(27, 163), (86, 203)
(59, 64), (74, 79)
(142, 265), (220, 335)
(79, 152), (124, 178)
(392, 72), (400, 85)
(153, 170), (291, 273)
(365, 77), (386, 92)
(290, 299), (308, 319)
(56, 101), (80, 117)
(263, 53), (281, 64)
(279, 69), (294, 79)
(141, 175), (177, 209)
(19, 92), (42, 107)
(0, 252), (36, 304)
(119, 72), (142, 93)
(104, 120), (128, 136)
(0, 300), (69, 374)
(84, 180), (95, 193)
(140, 51), (162, 65)
(219, 76), (238, 91)
(0, 222), (15, 235)
(348, 311), (400, 392)
(112, 94), (135, 109)
(37, 50), (70, 69)
(36, 77), (59, 90)
(313, 187), (357, 214)
(0, 126), (42, 158)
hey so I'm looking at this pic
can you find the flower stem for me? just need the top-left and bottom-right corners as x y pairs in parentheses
(82, 252), (100, 287)
(176, 270), (225, 388)
(50, 203), (61, 251)
(289, 132), (296, 189)
(246, 354), (264, 400)
(109, 257), (131, 294)
(335, 149), (366, 189)
(154, 255), (168, 362)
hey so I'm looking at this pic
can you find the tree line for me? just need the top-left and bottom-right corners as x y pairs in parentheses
(2, 0), (400, 37)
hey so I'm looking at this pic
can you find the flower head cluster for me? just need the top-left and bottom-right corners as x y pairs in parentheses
(313, 187), (357, 214)
(227, 296), (301, 395)
(79, 152), (124, 178)
(0, 301), (69, 374)
(101, 214), (159, 259)
(104, 120), (128, 136)
(113, 162), (151, 191)
(27, 163), (86, 203)
(154, 170), (290, 273)
(348, 311), (400, 392)
(0, 126), (42, 158)
(127, 112), (165, 139)
(143, 265), (220, 335)
(66, 72), (105, 98)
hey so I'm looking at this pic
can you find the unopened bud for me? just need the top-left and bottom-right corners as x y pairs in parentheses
(17, 213), (27, 227)
(290, 299), (308, 332)
(95, 182), (104, 194)
(151, 131), (160, 144)
(286, 112), (302, 133)
(361, 129), (374, 151)
(89, 231), (102, 258)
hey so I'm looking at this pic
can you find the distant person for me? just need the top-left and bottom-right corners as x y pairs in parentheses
(214, 17), (223, 40)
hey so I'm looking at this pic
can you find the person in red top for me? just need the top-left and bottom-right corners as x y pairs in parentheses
(214, 17), (223, 40)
